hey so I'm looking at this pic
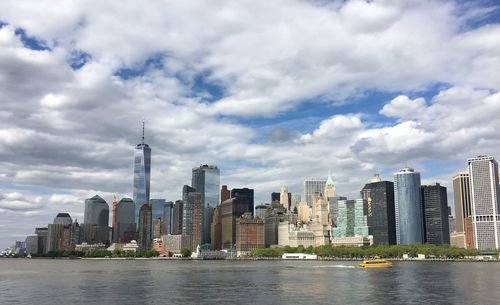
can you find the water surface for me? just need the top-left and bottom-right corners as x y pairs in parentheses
(1, 259), (498, 304)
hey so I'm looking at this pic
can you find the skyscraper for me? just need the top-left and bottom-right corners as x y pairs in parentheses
(468, 155), (500, 250)
(182, 185), (196, 235)
(230, 188), (254, 214)
(133, 122), (151, 228)
(394, 167), (424, 244)
(138, 203), (152, 249)
(304, 178), (327, 206)
(324, 173), (337, 199)
(332, 199), (371, 246)
(84, 195), (109, 227)
(361, 175), (396, 245)
(421, 184), (450, 245)
(221, 197), (253, 249)
(221, 185), (230, 203)
(309, 193), (332, 246)
(452, 172), (474, 248)
(172, 200), (183, 235)
(115, 198), (136, 243)
(151, 199), (166, 238)
(192, 165), (220, 245)
(280, 186), (290, 210)
(84, 195), (110, 243)
(163, 201), (173, 235)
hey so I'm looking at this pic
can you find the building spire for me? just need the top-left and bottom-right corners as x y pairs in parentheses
(142, 120), (145, 145)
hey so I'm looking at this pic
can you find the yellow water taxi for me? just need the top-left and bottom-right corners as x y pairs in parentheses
(358, 259), (393, 268)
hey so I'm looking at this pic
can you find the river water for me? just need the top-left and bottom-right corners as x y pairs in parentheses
(0, 259), (499, 304)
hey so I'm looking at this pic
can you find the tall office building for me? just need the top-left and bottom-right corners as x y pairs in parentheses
(309, 193), (332, 246)
(333, 199), (369, 238)
(47, 214), (80, 252)
(138, 203), (152, 249)
(211, 206), (223, 250)
(221, 197), (253, 249)
(35, 227), (48, 254)
(163, 201), (173, 235)
(421, 184), (450, 245)
(394, 167), (424, 244)
(324, 173), (337, 199)
(452, 172), (474, 248)
(231, 188), (254, 214)
(190, 193), (202, 250)
(360, 176), (396, 245)
(304, 178), (327, 206)
(172, 200), (183, 235)
(151, 199), (166, 238)
(115, 198), (136, 243)
(221, 185), (230, 203)
(280, 186), (290, 210)
(84, 195), (110, 243)
(84, 195), (109, 227)
(53, 213), (72, 225)
(468, 155), (500, 249)
(332, 199), (371, 246)
(182, 185), (196, 235)
(235, 212), (265, 256)
(192, 165), (220, 245)
(133, 122), (151, 227)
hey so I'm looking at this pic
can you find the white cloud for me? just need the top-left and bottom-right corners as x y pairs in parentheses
(1, 0), (500, 248)
(380, 96), (426, 120)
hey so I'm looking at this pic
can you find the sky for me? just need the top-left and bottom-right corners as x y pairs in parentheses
(0, 0), (500, 249)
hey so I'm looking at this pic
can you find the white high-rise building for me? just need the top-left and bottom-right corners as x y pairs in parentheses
(280, 186), (289, 211)
(468, 155), (500, 250)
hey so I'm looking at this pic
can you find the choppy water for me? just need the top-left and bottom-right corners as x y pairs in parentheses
(1, 259), (499, 304)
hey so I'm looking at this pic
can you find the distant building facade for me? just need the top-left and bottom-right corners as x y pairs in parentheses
(192, 165), (220, 245)
(360, 177), (396, 245)
(304, 179), (327, 206)
(138, 204), (152, 249)
(468, 155), (500, 250)
(235, 212), (265, 256)
(421, 184), (450, 245)
(394, 167), (424, 244)
(115, 198), (136, 243)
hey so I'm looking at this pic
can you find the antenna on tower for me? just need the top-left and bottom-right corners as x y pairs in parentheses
(142, 120), (145, 145)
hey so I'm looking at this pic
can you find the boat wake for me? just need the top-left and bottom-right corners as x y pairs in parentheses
(311, 265), (356, 269)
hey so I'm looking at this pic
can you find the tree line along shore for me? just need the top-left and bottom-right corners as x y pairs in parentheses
(7, 244), (500, 260)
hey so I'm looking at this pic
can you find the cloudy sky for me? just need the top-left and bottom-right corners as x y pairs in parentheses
(1, 0), (499, 248)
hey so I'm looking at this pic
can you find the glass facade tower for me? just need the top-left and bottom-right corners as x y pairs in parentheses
(133, 123), (151, 228)
(192, 165), (220, 245)
(394, 167), (423, 244)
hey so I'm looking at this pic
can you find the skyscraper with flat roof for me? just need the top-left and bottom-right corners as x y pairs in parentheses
(304, 178), (327, 206)
(192, 165), (220, 245)
(138, 203), (152, 249)
(115, 198), (136, 243)
(394, 167), (423, 244)
(133, 122), (151, 228)
(421, 183), (450, 245)
(468, 155), (500, 250)
(452, 172), (474, 248)
(361, 176), (396, 245)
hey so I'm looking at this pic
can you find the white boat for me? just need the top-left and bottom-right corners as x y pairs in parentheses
(282, 253), (318, 260)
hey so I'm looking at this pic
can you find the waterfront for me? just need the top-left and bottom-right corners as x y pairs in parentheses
(1, 260), (499, 304)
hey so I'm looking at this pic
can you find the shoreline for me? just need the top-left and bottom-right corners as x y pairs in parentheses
(3, 257), (499, 262)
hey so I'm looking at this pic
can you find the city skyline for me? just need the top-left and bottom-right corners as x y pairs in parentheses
(1, 0), (500, 250)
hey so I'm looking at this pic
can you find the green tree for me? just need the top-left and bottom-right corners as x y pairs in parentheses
(180, 248), (192, 258)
